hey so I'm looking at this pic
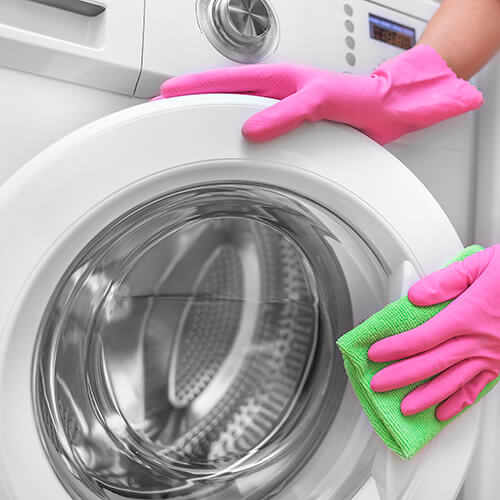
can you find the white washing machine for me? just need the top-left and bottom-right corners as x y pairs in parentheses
(0, 1), (495, 499)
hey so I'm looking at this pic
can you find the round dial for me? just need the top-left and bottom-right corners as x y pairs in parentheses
(197, 0), (279, 63)
(224, 0), (271, 40)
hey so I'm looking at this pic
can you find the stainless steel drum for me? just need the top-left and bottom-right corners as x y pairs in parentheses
(34, 184), (354, 499)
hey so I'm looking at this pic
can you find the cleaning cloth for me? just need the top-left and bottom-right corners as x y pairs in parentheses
(336, 245), (500, 459)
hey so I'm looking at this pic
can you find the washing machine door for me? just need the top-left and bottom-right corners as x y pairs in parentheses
(0, 95), (481, 500)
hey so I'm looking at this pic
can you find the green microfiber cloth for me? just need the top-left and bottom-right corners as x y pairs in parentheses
(337, 245), (500, 460)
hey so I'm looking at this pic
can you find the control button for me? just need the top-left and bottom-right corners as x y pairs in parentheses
(345, 53), (356, 66)
(345, 35), (355, 49)
(344, 4), (353, 16)
(344, 19), (354, 32)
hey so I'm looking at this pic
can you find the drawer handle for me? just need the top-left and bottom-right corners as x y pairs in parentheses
(28, 0), (105, 17)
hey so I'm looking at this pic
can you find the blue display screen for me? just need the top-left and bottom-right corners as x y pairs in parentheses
(369, 14), (416, 50)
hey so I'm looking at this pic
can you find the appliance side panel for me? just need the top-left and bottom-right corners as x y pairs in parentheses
(457, 388), (500, 500)
(474, 56), (500, 247)
(386, 111), (478, 245)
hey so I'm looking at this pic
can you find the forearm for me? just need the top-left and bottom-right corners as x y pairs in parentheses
(419, 0), (500, 80)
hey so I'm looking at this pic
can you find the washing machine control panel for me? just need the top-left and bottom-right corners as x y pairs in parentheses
(0, 0), (434, 96)
(334, 0), (427, 73)
(136, 0), (434, 96)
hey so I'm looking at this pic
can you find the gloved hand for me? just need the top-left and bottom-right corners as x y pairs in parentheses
(368, 245), (500, 421)
(158, 44), (483, 144)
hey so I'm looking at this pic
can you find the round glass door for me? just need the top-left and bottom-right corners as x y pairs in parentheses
(34, 184), (387, 499)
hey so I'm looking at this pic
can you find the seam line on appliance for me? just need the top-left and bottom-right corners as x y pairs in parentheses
(469, 97), (482, 244)
(132, 0), (147, 96)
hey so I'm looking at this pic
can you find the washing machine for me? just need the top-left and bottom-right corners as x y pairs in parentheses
(0, 0), (493, 499)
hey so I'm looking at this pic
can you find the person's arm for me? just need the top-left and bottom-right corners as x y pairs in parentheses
(419, 0), (500, 79)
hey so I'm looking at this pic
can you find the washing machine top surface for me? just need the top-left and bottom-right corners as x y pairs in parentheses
(0, 94), (478, 499)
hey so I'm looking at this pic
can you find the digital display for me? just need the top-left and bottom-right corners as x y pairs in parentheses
(369, 14), (416, 50)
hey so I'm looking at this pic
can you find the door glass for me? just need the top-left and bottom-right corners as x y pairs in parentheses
(34, 184), (387, 499)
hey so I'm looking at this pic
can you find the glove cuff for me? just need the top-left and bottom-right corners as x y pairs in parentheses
(369, 44), (484, 143)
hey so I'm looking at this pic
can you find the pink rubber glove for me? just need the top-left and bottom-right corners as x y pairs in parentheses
(368, 246), (500, 421)
(158, 44), (483, 144)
